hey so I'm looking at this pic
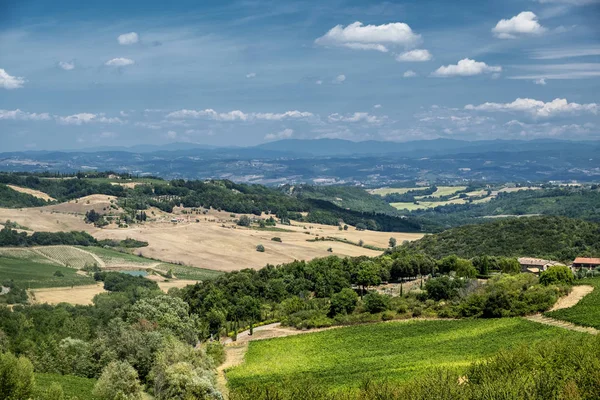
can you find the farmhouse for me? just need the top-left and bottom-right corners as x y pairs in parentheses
(572, 257), (600, 270)
(518, 257), (564, 274)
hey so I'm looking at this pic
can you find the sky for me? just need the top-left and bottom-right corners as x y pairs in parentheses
(0, 0), (599, 151)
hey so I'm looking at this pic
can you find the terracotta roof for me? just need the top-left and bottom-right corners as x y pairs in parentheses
(573, 257), (600, 265)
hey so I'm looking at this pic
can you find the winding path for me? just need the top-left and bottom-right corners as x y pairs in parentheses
(525, 285), (597, 334)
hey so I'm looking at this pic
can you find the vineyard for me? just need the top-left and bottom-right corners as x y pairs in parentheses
(0, 256), (95, 288)
(34, 246), (99, 269)
(0, 248), (56, 263)
(82, 246), (155, 266)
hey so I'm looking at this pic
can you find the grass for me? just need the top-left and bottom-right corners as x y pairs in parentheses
(153, 263), (223, 281)
(0, 253), (95, 288)
(545, 277), (600, 329)
(34, 373), (97, 399)
(391, 198), (468, 211)
(426, 186), (468, 198)
(252, 226), (296, 233)
(81, 246), (157, 266)
(369, 187), (422, 196)
(227, 318), (582, 392)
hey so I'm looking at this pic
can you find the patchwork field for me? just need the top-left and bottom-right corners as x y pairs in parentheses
(227, 318), (582, 393)
(546, 277), (600, 329)
(0, 251), (95, 288)
(0, 199), (423, 272)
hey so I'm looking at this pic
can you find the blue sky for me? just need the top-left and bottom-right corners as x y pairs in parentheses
(1, 0), (599, 151)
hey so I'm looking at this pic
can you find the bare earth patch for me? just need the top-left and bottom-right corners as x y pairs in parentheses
(30, 283), (107, 305)
(550, 285), (594, 311)
(7, 185), (56, 201)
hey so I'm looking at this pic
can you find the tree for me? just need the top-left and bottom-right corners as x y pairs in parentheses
(540, 265), (574, 286)
(425, 276), (465, 301)
(329, 288), (359, 316)
(499, 258), (521, 274)
(256, 244), (265, 252)
(389, 237), (397, 248)
(363, 292), (390, 313)
(0, 352), (35, 400)
(93, 361), (143, 400)
(355, 223), (367, 231)
(355, 261), (382, 297)
(237, 215), (251, 227)
(343, 225), (348, 231)
(358, 239), (364, 247)
(43, 383), (65, 400)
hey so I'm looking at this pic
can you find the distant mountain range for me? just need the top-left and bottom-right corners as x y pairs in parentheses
(47, 138), (600, 157)
(1, 138), (598, 184)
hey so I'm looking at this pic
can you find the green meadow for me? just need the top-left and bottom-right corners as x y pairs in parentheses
(227, 318), (583, 393)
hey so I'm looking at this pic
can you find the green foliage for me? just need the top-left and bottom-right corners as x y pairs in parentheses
(94, 271), (159, 293)
(227, 319), (582, 394)
(362, 292), (390, 313)
(237, 215), (252, 227)
(0, 184), (49, 208)
(93, 361), (142, 400)
(0, 227), (98, 247)
(34, 373), (97, 400)
(270, 237), (282, 242)
(539, 265), (574, 286)
(329, 288), (358, 316)
(404, 216), (600, 262)
(425, 276), (466, 301)
(388, 237), (397, 248)
(0, 255), (94, 290)
(255, 244), (265, 252)
(546, 277), (600, 329)
(0, 352), (35, 400)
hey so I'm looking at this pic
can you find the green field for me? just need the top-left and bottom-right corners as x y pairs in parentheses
(391, 198), (468, 211)
(34, 373), (97, 399)
(422, 186), (467, 198)
(0, 254), (95, 288)
(546, 277), (600, 329)
(154, 263), (223, 281)
(227, 318), (582, 392)
(81, 246), (158, 266)
(369, 187), (422, 196)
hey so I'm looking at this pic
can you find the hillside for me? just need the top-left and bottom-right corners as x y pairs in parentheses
(402, 216), (600, 262)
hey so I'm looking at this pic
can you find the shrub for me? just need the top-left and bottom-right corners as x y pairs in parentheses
(237, 215), (251, 227)
(53, 270), (64, 277)
(540, 265), (574, 286)
(93, 361), (143, 400)
(425, 276), (465, 301)
(329, 288), (359, 317)
(0, 352), (35, 400)
(256, 245), (265, 252)
(271, 237), (282, 242)
(363, 292), (390, 314)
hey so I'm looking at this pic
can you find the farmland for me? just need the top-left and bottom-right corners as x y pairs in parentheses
(227, 318), (582, 393)
(546, 277), (600, 329)
(0, 252), (95, 288)
(35, 245), (99, 269)
(34, 373), (97, 399)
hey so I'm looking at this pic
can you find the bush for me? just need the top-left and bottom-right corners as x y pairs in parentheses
(329, 288), (359, 317)
(540, 265), (574, 286)
(425, 276), (465, 301)
(256, 244), (265, 252)
(271, 237), (282, 242)
(237, 215), (251, 227)
(0, 352), (35, 400)
(363, 292), (390, 314)
(93, 361), (143, 400)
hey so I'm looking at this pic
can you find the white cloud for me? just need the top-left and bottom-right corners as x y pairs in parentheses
(465, 98), (599, 118)
(0, 109), (51, 121)
(534, 78), (547, 85)
(58, 61), (75, 71)
(315, 21), (421, 53)
(105, 58), (135, 67)
(403, 70), (417, 78)
(492, 12), (546, 39)
(58, 113), (123, 125)
(166, 130), (177, 139)
(508, 62), (600, 80)
(100, 131), (117, 138)
(374, 104), (382, 109)
(530, 48), (600, 60)
(246, 72), (256, 78)
(265, 128), (294, 140)
(432, 58), (502, 77)
(0, 69), (25, 89)
(120, 111), (129, 117)
(315, 80), (323, 85)
(118, 32), (139, 45)
(166, 109), (313, 121)
(395, 49), (432, 62)
(328, 112), (384, 124)
(333, 74), (346, 84)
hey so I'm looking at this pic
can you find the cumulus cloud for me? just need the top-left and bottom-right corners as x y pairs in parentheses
(58, 61), (75, 71)
(432, 58), (502, 77)
(396, 49), (432, 62)
(492, 12), (546, 39)
(58, 113), (123, 125)
(0, 109), (51, 121)
(246, 72), (256, 78)
(404, 70), (417, 78)
(315, 21), (421, 53)
(0, 69), (25, 89)
(118, 32), (139, 45)
(166, 109), (314, 121)
(328, 112), (384, 124)
(265, 128), (294, 140)
(465, 98), (599, 118)
(534, 78), (547, 85)
(333, 74), (346, 84)
(105, 58), (135, 67)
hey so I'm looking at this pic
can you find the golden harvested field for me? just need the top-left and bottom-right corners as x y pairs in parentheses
(7, 185), (56, 201)
(368, 187), (422, 196)
(418, 186), (467, 198)
(157, 280), (199, 292)
(0, 201), (423, 273)
(30, 284), (107, 305)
